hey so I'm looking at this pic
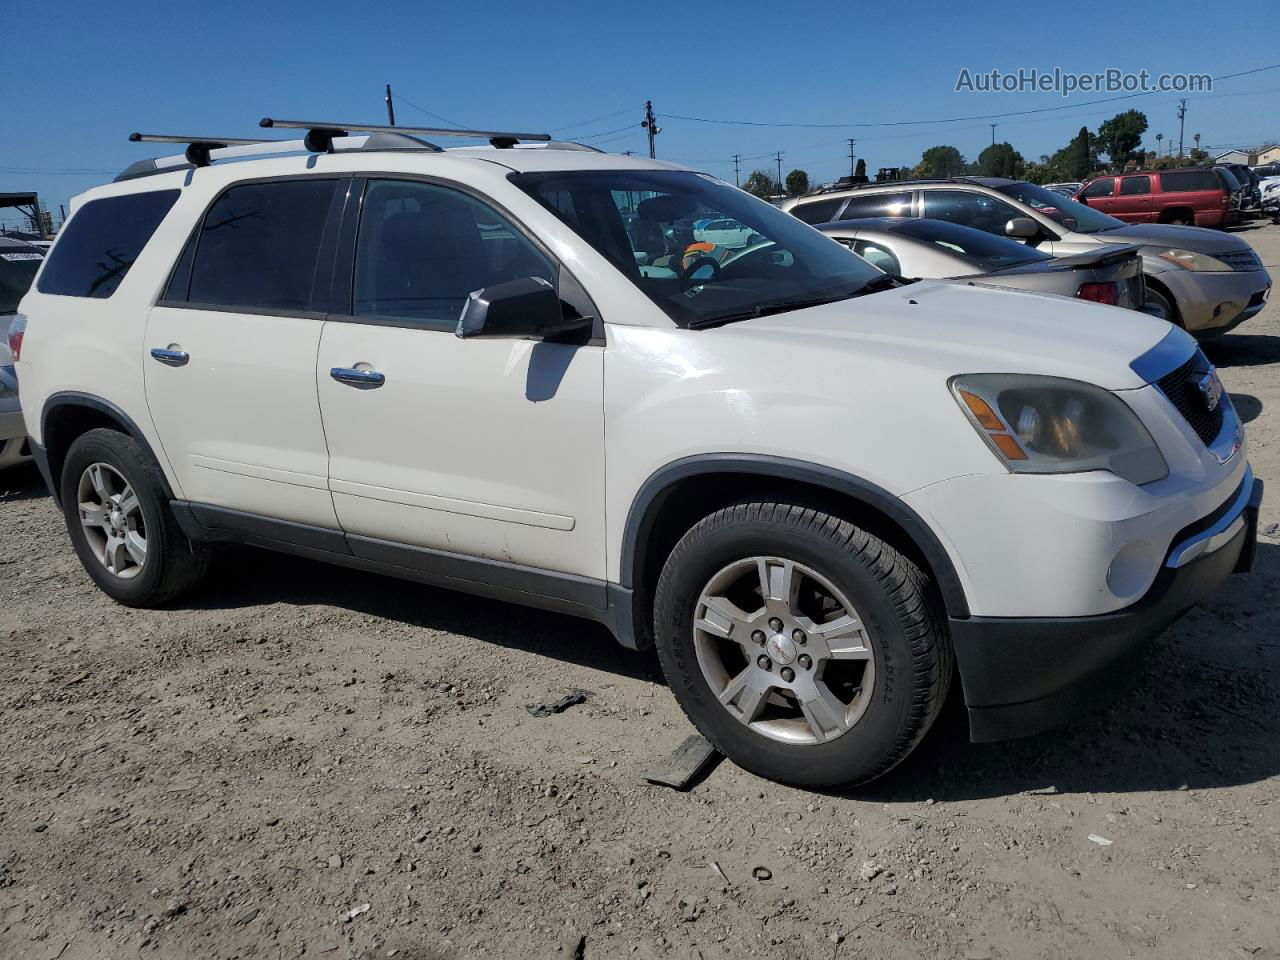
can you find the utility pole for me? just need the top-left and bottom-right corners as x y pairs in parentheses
(732, 154), (742, 187)
(385, 84), (396, 126)
(847, 138), (856, 178)
(990, 123), (997, 147)
(641, 101), (660, 159)
(775, 151), (784, 194)
(1177, 99), (1186, 158)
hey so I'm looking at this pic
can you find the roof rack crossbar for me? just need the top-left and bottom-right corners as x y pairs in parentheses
(260, 117), (552, 147)
(129, 132), (277, 168)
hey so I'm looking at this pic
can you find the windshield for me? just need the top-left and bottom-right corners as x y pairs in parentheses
(887, 219), (1051, 269)
(0, 249), (43, 314)
(994, 181), (1125, 234)
(511, 170), (882, 326)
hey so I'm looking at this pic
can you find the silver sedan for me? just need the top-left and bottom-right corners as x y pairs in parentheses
(817, 218), (1150, 313)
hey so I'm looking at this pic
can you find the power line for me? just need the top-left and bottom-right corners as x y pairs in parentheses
(660, 62), (1280, 130)
(392, 93), (469, 128)
(549, 107), (638, 132)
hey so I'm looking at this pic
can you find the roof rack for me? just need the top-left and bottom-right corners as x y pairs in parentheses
(116, 129), (443, 182)
(259, 117), (552, 150)
(128, 133), (283, 168)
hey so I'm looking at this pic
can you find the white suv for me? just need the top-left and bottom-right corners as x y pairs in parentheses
(10, 122), (1261, 788)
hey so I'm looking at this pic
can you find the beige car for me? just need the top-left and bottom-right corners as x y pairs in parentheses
(784, 177), (1271, 338)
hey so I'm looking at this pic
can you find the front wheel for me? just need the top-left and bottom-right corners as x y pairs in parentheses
(652, 501), (953, 789)
(60, 428), (210, 606)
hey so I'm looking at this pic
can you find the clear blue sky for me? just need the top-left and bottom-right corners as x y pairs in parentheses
(3, 0), (1278, 228)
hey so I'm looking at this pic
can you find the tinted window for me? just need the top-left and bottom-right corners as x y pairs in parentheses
(789, 197), (846, 224)
(187, 179), (336, 312)
(1120, 176), (1150, 196)
(0, 248), (43, 314)
(1160, 170), (1222, 192)
(1080, 178), (1115, 199)
(839, 192), (913, 220)
(353, 180), (555, 327)
(36, 190), (178, 298)
(921, 191), (1022, 235)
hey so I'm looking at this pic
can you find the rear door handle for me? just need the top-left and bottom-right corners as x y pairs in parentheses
(330, 367), (385, 388)
(150, 347), (189, 367)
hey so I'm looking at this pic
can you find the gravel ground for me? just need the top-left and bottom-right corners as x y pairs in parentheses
(2, 225), (1279, 960)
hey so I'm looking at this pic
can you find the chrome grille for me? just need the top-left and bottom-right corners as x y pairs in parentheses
(1214, 249), (1262, 271)
(1155, 353), (1225, 446)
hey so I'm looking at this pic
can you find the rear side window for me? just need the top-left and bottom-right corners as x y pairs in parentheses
(182, 179), (337, 312)
(36, 190), (179, 298)
(789, 197), (845, 224)
(839, 192), (913, 220)
(1160, 170), (1221, 192)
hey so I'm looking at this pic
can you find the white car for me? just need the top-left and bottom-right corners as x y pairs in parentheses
(10, 122), (1260, 789)
(693, 217), (756, 249)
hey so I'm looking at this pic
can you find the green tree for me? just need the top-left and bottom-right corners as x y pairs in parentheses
(742, 170), (774, 199)
(784, 169), (810, 197)
(913, 145), (968, 179)
(1051, 127), (1096, 181)
(1188, 147), (1209, 165)
(1096, 110), (1148, 168)
(1022, 161), (1057, 184)
(854, 157), (867, 179)
(976, 142), (1026, 179)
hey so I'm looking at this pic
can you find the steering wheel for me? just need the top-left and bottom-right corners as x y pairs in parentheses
(679, 255), (722, 282)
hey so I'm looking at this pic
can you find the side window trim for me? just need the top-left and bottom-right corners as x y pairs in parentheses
(327, 172), (602, 340)
(155, 173), (350, 320)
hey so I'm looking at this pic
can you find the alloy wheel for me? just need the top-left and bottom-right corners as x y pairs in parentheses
(77, 462), (147, 579)
(692, 556), (875, 745)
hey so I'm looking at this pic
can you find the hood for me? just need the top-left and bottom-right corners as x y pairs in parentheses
(728, 280), (1173, 391)
(1094, 222), (1252, 255)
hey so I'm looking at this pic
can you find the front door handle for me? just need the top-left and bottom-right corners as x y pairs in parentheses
(150, 347), (189, 367)
(330, 367), (386, 388)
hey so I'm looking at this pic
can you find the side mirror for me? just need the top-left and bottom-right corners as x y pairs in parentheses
(1005, 217), (1040, 239)
(455, 277), (590, 341)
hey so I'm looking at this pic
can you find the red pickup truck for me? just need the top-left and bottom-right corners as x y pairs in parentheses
(1074, 168), (1238, 228)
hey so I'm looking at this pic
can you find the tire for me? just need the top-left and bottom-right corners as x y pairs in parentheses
(1159, 210), (1194, 226)
(60, 428), (210, 606)
(652, 501), (953, 789)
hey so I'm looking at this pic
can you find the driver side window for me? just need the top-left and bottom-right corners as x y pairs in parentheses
(353, 179), (555, 328)
(922, 191), (1022, 236)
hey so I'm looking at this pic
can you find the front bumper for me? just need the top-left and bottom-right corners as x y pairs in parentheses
(953, 472), (1262, 742)
(1158, 266), (1271, 335)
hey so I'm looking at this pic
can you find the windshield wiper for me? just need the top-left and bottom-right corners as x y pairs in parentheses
(851, 273), (909, 296)
(688, 293), (854, 329)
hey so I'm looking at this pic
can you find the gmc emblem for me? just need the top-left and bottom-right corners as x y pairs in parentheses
(1196, 370), (1224, 413)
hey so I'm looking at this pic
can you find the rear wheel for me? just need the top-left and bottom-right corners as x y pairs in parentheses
(60, 428), (210, 606)
(1159, 209), (1194, 226)
(653, 501), (952, 788)
(1144, 286), (1180, 327)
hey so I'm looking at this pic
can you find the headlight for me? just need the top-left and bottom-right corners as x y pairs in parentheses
(951, 374), (1168, 484)
(1156, 248), (1231, 272)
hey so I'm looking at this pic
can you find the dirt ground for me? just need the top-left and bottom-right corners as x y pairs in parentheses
(2, 226), (1279, 960)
